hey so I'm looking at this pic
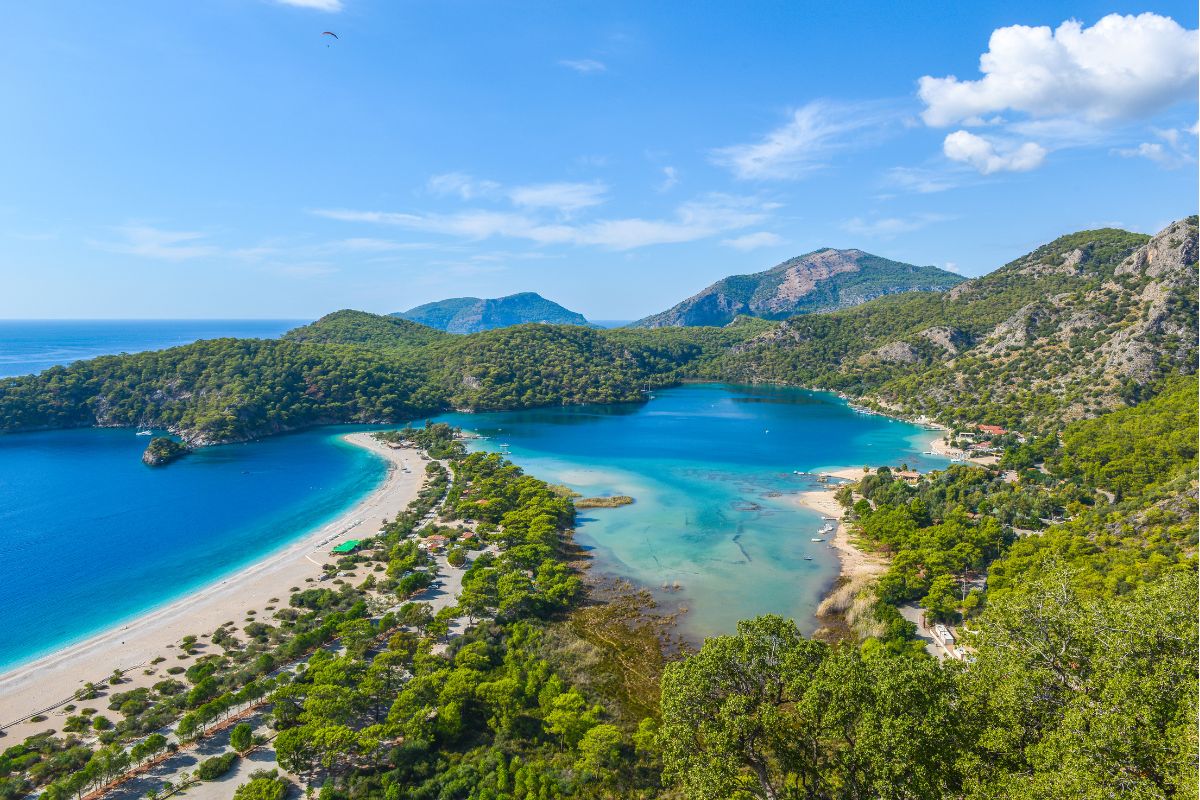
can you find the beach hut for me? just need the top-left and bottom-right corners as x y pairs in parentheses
(331, 539), (361, 555)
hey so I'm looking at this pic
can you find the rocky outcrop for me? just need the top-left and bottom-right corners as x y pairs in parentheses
(142, 436), (191, 467)
(632, 249), (961, 328)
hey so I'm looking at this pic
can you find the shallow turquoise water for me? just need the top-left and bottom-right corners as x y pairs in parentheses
(0, 427), (385, 671)
(434, 383), (946, 640)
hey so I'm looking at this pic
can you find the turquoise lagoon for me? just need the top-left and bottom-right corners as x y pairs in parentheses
(435, 383), (947, 641)
(0, 383), (944, 669)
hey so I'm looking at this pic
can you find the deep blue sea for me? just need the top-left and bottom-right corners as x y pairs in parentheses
(0, 319), (304, 377)
(0, 427), (386, 670)
(434, 383), (947, 641)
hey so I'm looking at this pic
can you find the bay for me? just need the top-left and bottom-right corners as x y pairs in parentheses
(0, 426), (385, 671)
(435, 383), (947, 641)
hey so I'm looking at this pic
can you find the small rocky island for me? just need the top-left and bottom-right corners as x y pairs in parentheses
(142, 436), (191, 467)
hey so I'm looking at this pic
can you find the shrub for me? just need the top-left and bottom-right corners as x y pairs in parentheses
(197, 751), (238, 780)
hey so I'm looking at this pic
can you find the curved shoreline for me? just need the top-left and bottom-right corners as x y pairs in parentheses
(0, 433), (423, 740)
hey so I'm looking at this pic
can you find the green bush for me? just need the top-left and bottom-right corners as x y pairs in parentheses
(197, 751), (238, 781)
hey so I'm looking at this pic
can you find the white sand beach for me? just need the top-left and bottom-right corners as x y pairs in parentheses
(0, 433), (423, 742)
(793, 486), (886, 589)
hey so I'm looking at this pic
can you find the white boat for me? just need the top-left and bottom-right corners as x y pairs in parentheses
(136, 429), (152, 436)
(811, 537), (824, 542)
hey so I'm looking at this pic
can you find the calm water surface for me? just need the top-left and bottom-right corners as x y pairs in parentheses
(435, 383), (947, 641)
(0, 319), (303, 377)
(0, 383), (945, 669)
(0, 427), (385, 670)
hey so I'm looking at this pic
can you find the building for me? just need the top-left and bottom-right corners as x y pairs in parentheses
(977, 424), (1007, 436)
(330, 539), (361, 555)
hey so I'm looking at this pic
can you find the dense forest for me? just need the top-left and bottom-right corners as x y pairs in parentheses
(6, 390), (1194, 799)
(0, 219), (1193, 446)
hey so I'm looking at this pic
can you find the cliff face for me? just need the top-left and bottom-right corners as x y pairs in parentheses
(632, 249), (962, 328)
(394, 292), (589, 333)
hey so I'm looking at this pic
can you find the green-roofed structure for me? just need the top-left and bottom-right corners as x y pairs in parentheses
(331, 539), (361, 554)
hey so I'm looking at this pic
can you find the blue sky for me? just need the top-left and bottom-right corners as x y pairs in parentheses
(1, 1), (1196, 320)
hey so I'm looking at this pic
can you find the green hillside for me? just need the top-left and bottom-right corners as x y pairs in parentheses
(395, 292), (590, 333)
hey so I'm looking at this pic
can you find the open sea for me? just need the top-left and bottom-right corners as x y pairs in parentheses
(0, 319), (303, 377)
(0, 319), (946, 667)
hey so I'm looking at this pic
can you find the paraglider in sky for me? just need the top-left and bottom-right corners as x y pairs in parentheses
(322, 31), (338, 47)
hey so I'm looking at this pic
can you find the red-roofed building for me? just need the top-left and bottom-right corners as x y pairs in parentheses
(977, 424), (1007, 436)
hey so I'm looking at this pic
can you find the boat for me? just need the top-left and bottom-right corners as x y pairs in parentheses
(803, 556), (813, 561)
(811, 537), (824, 542)
(821, 516), (837, 521)
(136, 428), (152, 436)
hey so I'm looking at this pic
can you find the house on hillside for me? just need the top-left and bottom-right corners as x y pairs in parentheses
(977, 424), (1007, 436)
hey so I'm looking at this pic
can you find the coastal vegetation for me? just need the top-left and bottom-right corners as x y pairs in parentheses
(574, 495), (634, 508)
(0, 219), (1194, 798)
(0, 219), (1193, 449)
(141, 436), (190, 466)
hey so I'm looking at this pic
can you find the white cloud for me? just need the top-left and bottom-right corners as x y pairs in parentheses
(841, 213), (952, 238)
(883, 166), (960, 194)
(90, 225), (218, 261)
(508, 182), (608, 212)
(713, 100), (896, 180)
(427, 172), (500, 200)
(274, 0), (343, 11)
(943, 130), (1046, 174)
(943, 261), (962, 274)
(722, 232), (784, 251)
(314, 194), (767, 251)
(1112, 127), (1197, 167)
(919, 13), (1198, 127)
(657, 166), (680, 192)
(559, 59), (606, 74)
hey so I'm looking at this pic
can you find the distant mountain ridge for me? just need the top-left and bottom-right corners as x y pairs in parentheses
(632, 248), (963, 328)
(393, 292), (588, 333)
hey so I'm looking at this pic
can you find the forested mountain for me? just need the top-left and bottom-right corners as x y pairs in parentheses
(284, 310), (450, 349)
(730, 217), (1198, 432)
(0, 219), (1193, 445)
(631, 249), (962, 328)
(394, 292), (590, 333)
(1, 221), (1196, 800)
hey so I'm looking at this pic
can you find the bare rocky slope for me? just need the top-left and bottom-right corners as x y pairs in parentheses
(631, 248), (962, 328)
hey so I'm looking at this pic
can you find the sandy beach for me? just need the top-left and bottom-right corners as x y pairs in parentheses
(0, 432), (423, 742)
(793, 485), (886, 588)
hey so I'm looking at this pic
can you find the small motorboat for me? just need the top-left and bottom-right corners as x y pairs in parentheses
(811, 537), (824, 542)
(803, 556), (813, 561)
(136, 428), (152, 436)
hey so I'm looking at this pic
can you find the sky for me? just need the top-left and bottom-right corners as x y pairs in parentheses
(1, 1), (1196, 320)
